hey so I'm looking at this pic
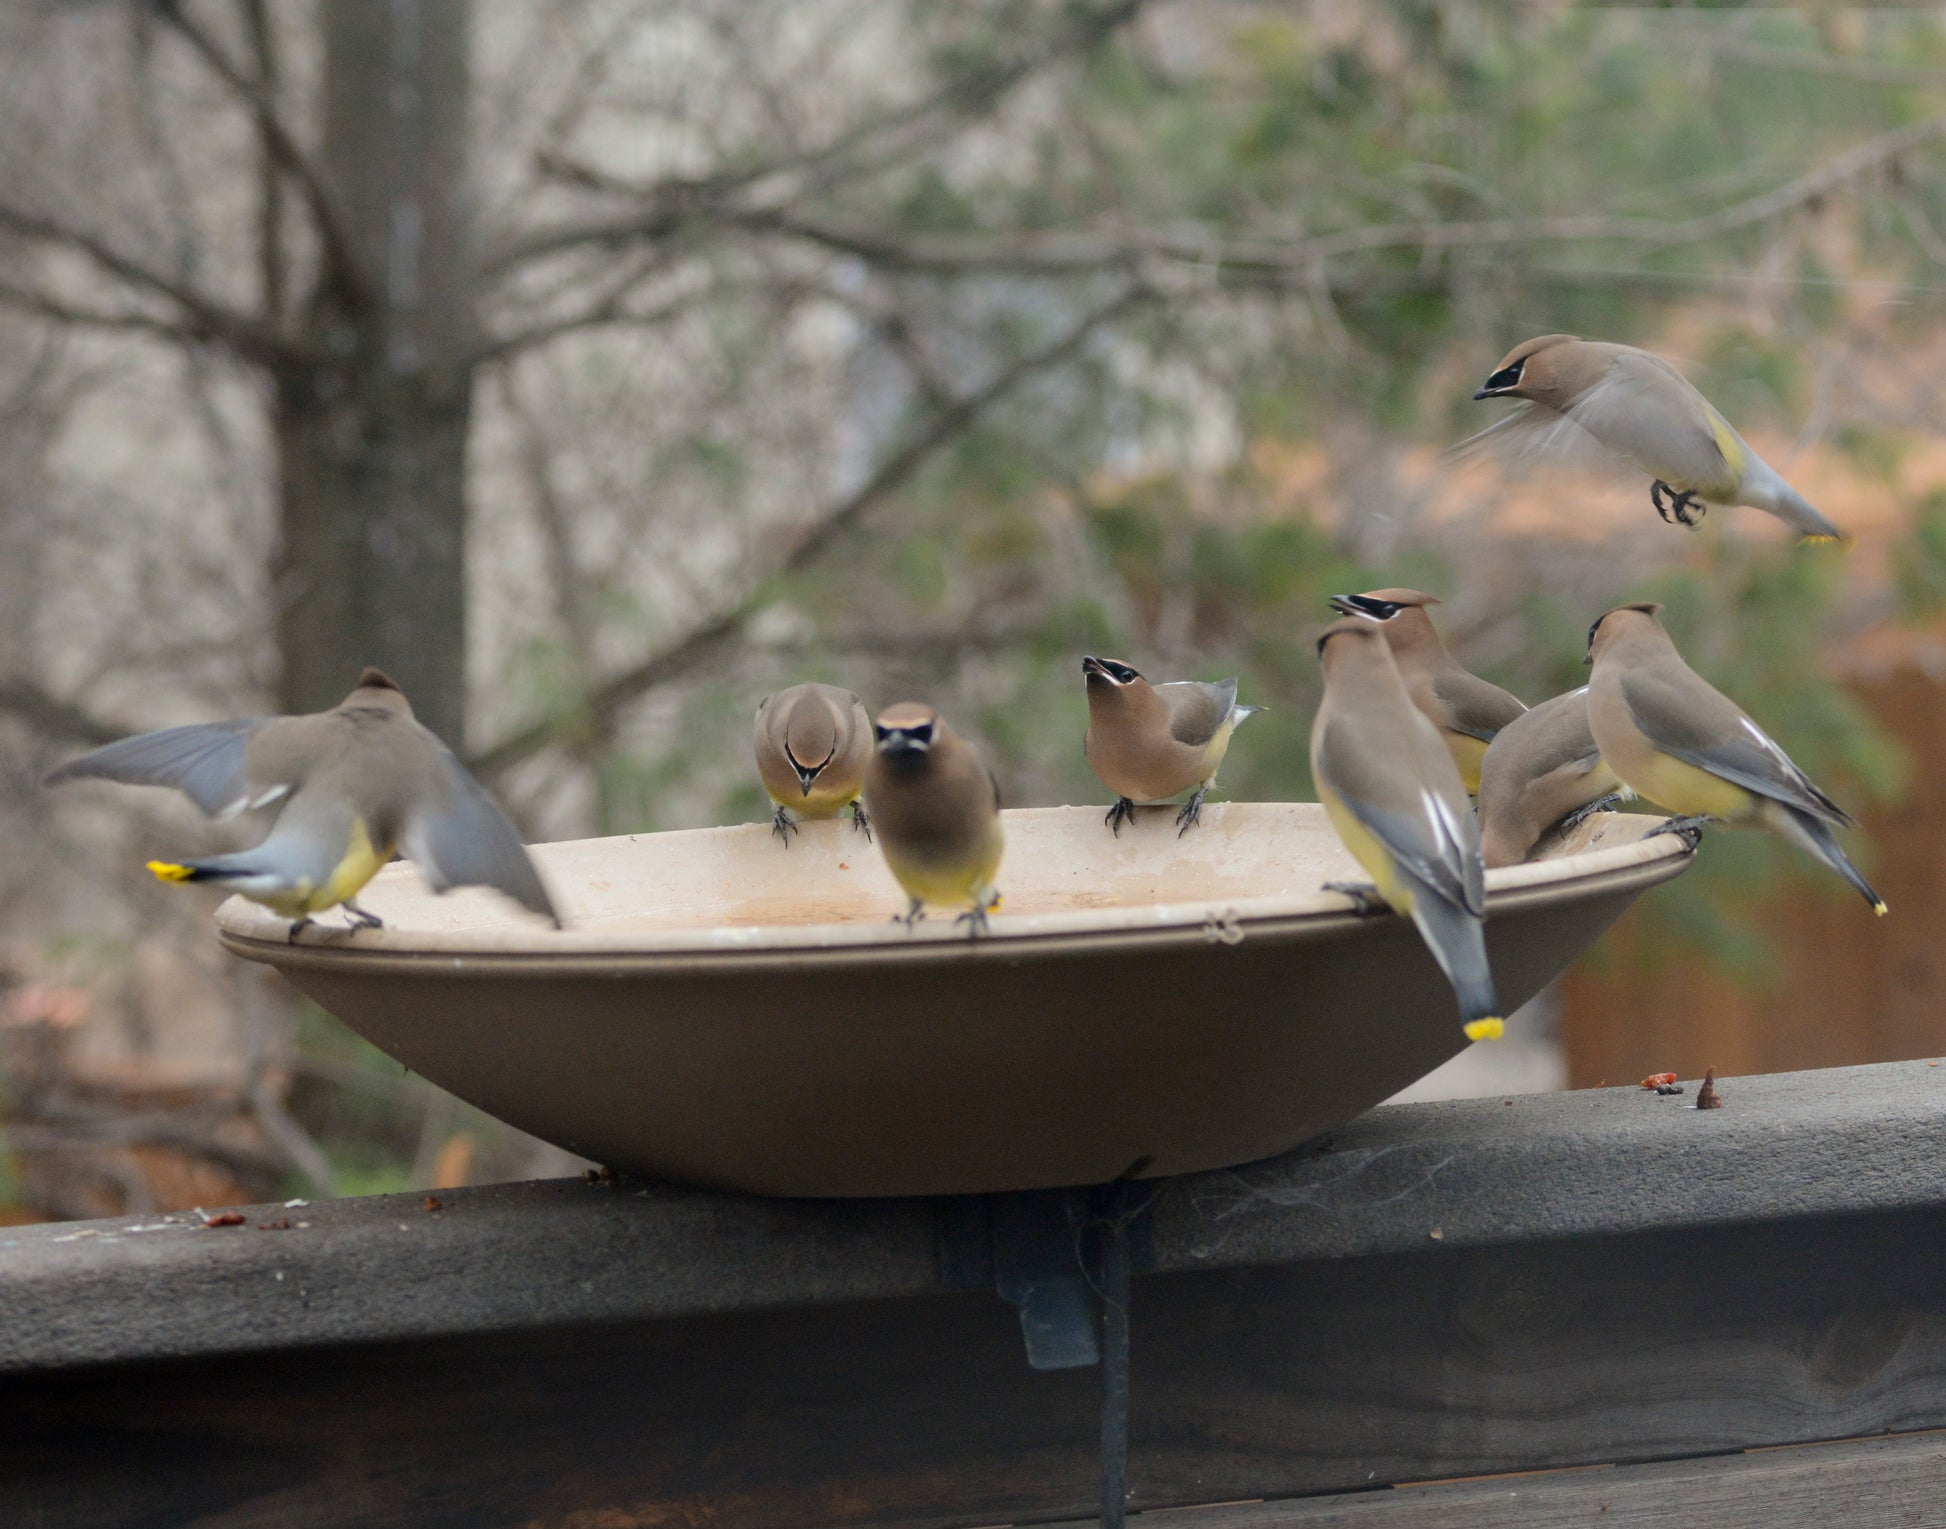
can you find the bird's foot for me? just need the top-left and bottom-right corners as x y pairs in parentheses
(1175, 787), (1209, 837)
(341, 901), (384, 933)
(954, 892), (998, 940)
(894, 900), (926, 933)
(770, 805), (798, 846)
(1104, 798), (1136, 836)
(1647, 814), (1710, 849)
(286, 916), (316, 945)
(1323, 880), (1384, 916)
(1670, 489), (1705, 528)
(1651, 480), (1675, 523)
(1559, 792), (1627, 833)
(850, 801), (872, 842)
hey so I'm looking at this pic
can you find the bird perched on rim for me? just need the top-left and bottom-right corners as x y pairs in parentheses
(1461, 334), (1845, 542)
(1477, 686), (1625, 868)
(754, 683), (873, 845)
(45, 669), (560, 940)
(1326, 591), (1525, 793)
(1081, 655), (1264, 836)
(1311, 618), (1504, 1042)
(863, 702), (1004, 938)
(1585, 603), (1884, 914)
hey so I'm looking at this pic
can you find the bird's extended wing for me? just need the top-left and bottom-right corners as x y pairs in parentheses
(402, 749), (562, 924)
(44, 718), (278, 817)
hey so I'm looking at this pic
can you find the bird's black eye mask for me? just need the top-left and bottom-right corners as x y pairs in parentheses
(1473, 358), (1526, 399)
(1082, 656), (1142, 685)
(874, 721), (935, 750)
(1327, 594), (1404, 622)
(1584, 617), (1604, 665)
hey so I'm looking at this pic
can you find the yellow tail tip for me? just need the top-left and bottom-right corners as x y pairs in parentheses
(146, 860), (195, 883)
(1874, 901), (1889, 917)
(1464, 1017), (1505, 1042)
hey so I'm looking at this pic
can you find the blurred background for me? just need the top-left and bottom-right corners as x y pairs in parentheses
(3, 0), (1945, 1221)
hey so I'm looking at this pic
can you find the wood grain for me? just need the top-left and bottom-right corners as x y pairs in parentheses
(7, 1208), (1946, 1527)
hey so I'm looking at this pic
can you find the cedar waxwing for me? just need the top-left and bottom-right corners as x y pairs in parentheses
(45, 669), (561, 939)
(1476, 686), (1625, 868)
(1081, 656), (1263, 835)
(1463, 334), (1844, 541)
(754, 683), (873, 844)
(863, 702), (1005, 937)
(1326, 591), (1525, 793)
(1311, 619), (1504, 1041)
(1585, 603), (1884, 913)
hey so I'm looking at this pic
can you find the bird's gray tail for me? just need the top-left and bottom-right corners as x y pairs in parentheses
(1745, 459), (1844, 542)
(1409, 889), (1504, 1041)
(1774, 805), (1886, 916)
(146, 851), (262, 885)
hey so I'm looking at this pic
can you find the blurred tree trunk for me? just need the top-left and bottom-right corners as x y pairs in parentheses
(276, 0), (473, 743)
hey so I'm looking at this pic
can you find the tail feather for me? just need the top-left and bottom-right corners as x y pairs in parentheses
(1771, 804), (1886, 916)
(145, 853), (259, 886)
(1408, 886), (1504, 1040)
(1743, 458), (1845, 541)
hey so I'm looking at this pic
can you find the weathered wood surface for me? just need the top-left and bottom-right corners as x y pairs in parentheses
(7, 1206), (1946, 1528)
(1039, 1429), (1946, 1528)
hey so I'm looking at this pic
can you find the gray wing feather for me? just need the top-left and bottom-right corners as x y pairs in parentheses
(1161, 679), (1238, 748)
(44, 719), (262, 816)
(1318, 721), (1484, 916)
(1618, 669), (1849, 826)
(402, 751), (562, 924)
(1564, 357), (1731, 489)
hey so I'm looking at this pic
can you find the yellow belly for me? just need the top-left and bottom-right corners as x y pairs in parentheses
(1319, 783), (1412, 915)
(884, 834), (1005, 911)
(1445, 732), (1489, 796)
(282, 818), (393, 914)
(769, 779), (861, 820)
(1606, 734), (1757, 822)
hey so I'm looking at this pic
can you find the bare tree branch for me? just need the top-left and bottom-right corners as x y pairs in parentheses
(241, 0), (287, 324)
(469, 282), (1149, 776)
(482, 0), (1156, 277)
(0, 279), (218, 347)
(150, 0), (364, 306)
(0, 677), (132, 748)
(0, 201), (312, 368)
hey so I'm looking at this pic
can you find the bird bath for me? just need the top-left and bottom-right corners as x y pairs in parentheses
(217, 804), (1691, 1197)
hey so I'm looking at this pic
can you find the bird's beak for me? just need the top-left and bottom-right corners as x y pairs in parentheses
(1583, 651), (1594, 667)
(795, 764), (821, 797)
(1082, 655), (1108, 679)
(878, 731), (928, 759)
(1327, 595), (1360, 617)
(1471, 386), (1496, 400)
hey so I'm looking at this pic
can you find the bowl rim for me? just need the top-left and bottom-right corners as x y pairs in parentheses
(215, 808), (1691, 978)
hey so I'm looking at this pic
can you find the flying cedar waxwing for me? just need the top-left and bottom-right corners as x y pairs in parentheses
(1311, 619), (1504, 1042)
(1082, 656), (1264, 835)
(754, 683), (873, 844)
(863, 702), (1005, 937)
(1585, 603), (1884, 913)
(1462, 334), (1844, 541)
(1326, 591), (1525, 793)
(45, 669), (561, 939)
(1476, 686), (1625, 868)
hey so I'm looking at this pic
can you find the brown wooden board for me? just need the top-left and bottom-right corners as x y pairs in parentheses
(1036, 1429), (1946, 1528)
(6, 1207), (1946, 1528)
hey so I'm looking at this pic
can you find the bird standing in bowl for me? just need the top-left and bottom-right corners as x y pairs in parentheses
(1461, 333), (1844, 541)
(1311, 619), (1503, 1042)
(864, 702), (1004, 938)
(1476, 687), (1624, 867)
(754, 683), (873, 845)
(1326, 591), (1525, 794)
(1585, 603), (1884, 912)
(1082, 655), (1263, 835)
(45, 668), (561, 940)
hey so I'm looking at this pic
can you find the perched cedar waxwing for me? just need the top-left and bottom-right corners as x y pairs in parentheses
(754, 683), (873, 845)
(1462, 334), (1845, 541)
(1585, 603), (1884, 913)
(1311, 619), (1504, 1042)
(1476, 687), (1625, 868)
(1326, 591), (1525, 793)
(863, 702), (1005, 937)
(45, 669), (560, 939)
(1081, 656), (1264, 835)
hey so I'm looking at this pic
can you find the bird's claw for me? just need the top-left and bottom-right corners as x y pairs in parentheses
(770, 805), (798, 846)
(341, 902), (384, 933)
(1647, 814), (1710, 850)
(894, 901), (926, 933)
(1104, 798), (1136, 836)
(1650, 480), (1705, 528)
(1175, 787), (1208, 837)
(1323, 880), (1384, 915)
(1559, 792), (1626, 833)
(286, 916), (315, 945)
(954, 892), (999, 940)
(850, 802), (872, 842)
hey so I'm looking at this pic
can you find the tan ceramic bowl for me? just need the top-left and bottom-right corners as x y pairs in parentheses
(217, 804), (1690, 1197)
